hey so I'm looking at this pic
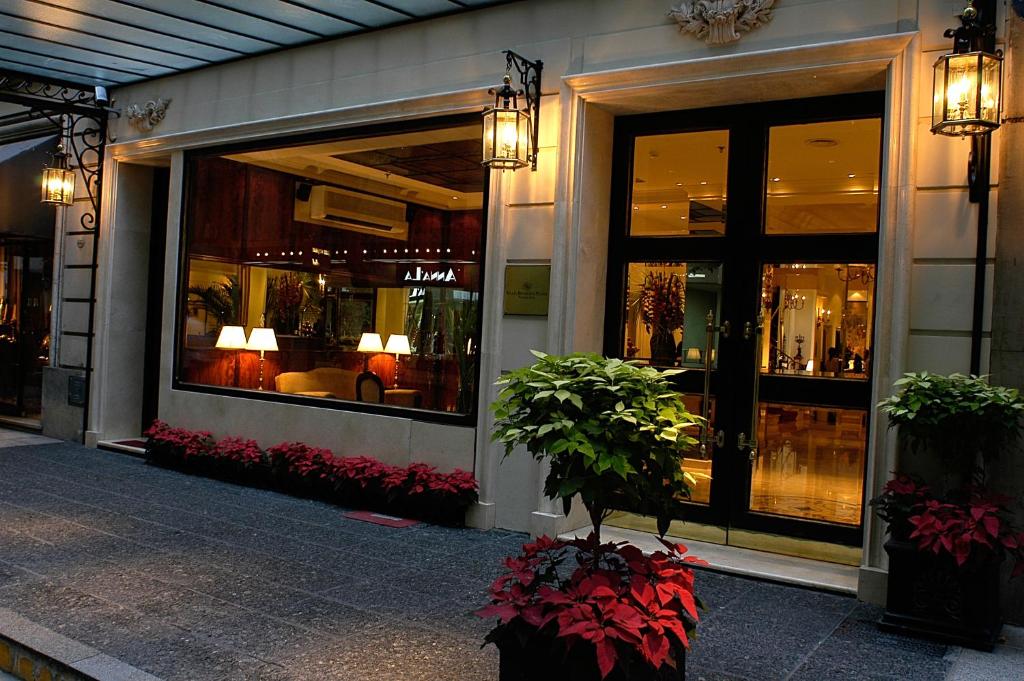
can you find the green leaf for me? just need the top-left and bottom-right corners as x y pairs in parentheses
(554, 390), (571, 402)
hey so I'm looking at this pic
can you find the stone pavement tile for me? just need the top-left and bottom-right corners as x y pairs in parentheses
(277, 619), (498, 681)
(273, 595), (391, 637)
(685, 582), (857, 680)
(787, 636), (951, 680)
(946, 637), (1024, 681)
(830, 602), (948, 658)
(692, 570), (758, 618)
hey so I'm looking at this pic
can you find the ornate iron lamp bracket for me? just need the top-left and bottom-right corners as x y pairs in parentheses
(502, 50), (543, 171)
(0, 71), (117, 230)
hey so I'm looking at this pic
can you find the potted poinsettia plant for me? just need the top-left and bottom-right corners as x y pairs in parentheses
(480, 351), (706, 680)
(873, 372), (1024, 650)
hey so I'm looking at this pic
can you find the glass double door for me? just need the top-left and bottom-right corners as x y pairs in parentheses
(606, 94), (884, 548)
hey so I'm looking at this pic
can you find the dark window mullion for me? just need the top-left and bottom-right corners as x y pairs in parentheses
(757, 375), (872, 410)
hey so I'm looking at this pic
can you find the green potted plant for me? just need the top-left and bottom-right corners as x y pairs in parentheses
(479, 351), (705, 680)
(873, 372), (1024, 650)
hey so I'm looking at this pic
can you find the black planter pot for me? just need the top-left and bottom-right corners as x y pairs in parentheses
(879, 538), (1002, 651)
(496, 633), (685, 681)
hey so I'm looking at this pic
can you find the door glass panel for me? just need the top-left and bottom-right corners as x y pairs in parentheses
(765, 119), (881, 234)
(630, 131), (728, 237)
(750, 403), (867, 525)
(760, 263), (874, 380)
(624, 262), (722, 368)
(679, 393), (715, 505)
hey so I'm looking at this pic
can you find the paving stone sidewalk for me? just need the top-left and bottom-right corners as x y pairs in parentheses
(0, 433), (1016, 680)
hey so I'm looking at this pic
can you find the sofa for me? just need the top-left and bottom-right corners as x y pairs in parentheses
(275, 367), (359, 400)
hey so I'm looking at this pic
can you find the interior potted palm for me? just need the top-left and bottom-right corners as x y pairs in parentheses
(479, 351), (706, 680)
(872, 372), (1024, 650)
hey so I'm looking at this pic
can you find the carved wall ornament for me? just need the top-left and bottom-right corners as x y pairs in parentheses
(669, 0), (776, 45)
(125, 97), (171, 131)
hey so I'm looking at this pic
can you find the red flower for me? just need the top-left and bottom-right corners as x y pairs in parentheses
(477, 534), (703, 679)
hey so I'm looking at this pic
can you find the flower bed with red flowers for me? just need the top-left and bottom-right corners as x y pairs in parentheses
(143, 421), (478, 525)
(476, 534), (705, 681)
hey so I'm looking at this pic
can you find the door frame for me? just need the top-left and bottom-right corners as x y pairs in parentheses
(603, 92), (885, 547)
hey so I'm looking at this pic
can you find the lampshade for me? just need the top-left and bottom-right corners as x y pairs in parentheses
(246, 327), (279, 352)
(384, 334), (411, 355)
(685, 347), (702, 363)
(357, 332), (384, 353)
(931, 51), (1002, 136)
(215, 325), (247, 350)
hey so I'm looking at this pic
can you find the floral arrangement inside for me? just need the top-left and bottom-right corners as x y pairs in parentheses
(144, 420), (478, 524)
(871, 473), (1024, 577)
(477, 534), (705, 680)
(639, 270), (686, 334)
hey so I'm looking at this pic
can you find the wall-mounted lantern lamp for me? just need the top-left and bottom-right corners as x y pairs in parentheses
(932, 3), (1002, 137)
(482, 50), (543, 171)
(931, 0), (1001, 375)
(41, 145), (75, 206)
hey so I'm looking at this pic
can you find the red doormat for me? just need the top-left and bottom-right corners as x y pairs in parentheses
(113, 439), (148, 448)
(343, 511), (419, 528)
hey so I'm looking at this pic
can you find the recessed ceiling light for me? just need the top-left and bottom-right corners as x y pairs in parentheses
(680, 216), (688, 220)
(660, 204), (668, 209)
(771, 177), (781, 182)
(632, 205), (639, 211)
(675, 182), (683, 187)
(452, 195), (459, 200)
(847, 173), (856, 178)
(700, 180), (708, 185)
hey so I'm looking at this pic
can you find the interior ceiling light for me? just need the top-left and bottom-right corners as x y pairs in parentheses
(848, 173), (856, 178)
(805, 138), (839, 147)
(771, 177), (781, 182)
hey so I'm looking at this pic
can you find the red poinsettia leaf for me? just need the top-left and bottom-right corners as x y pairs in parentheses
(661, 617), (690, 648)
(642, 632), (670, 668)
(595, 638), (618, 680)
(970, 506), (986, 521)
(982, 515), (1000, 538)
(475, 603), (517, 622)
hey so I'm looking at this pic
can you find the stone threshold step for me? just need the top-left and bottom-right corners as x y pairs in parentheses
(96, 440), (146, 458)
(561, 525), (859, 596)
(0, 607), (162, 681)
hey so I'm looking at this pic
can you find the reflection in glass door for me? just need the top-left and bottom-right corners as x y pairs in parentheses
(0, 239), (52, 419)
(604, 93), (884, 555)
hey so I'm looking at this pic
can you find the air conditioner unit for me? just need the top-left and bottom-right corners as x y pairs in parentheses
(295, 184), (409, 241)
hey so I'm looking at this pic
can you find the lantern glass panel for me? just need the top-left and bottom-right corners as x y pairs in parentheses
(980, 53), (1001, 126)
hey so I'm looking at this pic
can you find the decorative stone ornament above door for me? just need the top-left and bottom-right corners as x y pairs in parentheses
(669, 0), (776, 45)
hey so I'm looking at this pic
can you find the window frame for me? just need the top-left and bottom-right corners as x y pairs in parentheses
(171, 113), (489, 427)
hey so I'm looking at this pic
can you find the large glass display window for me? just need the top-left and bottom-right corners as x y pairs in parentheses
(177, 121), (486, 417)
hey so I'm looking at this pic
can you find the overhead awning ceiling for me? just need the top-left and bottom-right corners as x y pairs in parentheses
(0, 0), (510, 88)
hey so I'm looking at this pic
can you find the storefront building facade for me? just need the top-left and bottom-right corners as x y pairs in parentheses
(31, 0), (1017, 610)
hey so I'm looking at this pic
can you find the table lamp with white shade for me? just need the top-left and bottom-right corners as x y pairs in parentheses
(357, 332), (384, 371)
(215, 325), (247, 387)
(383, 334), (411, 389)
(685, 347), (702, 365)
(246, 327), (278, 391)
